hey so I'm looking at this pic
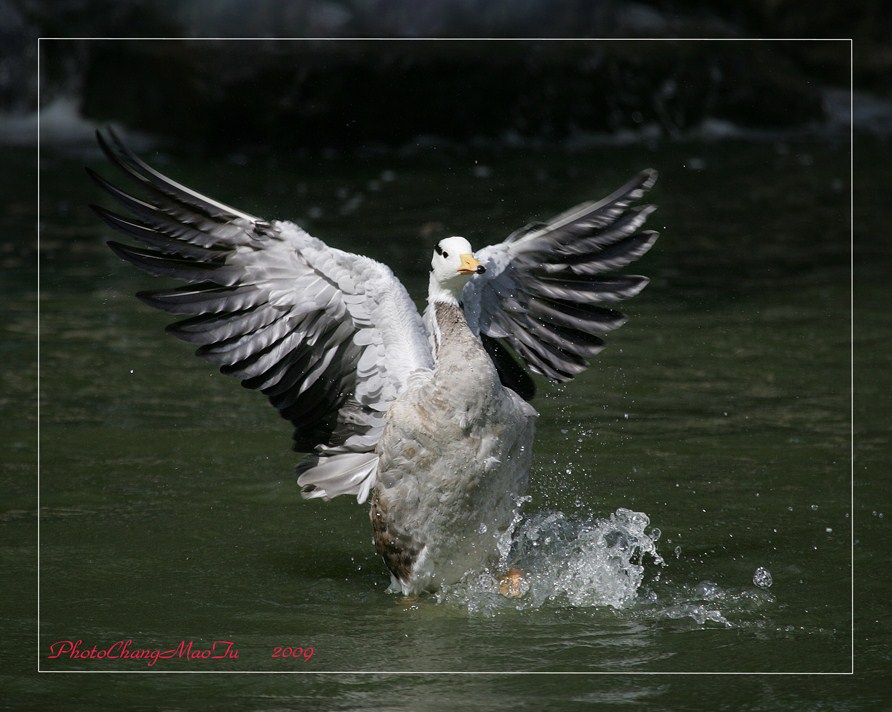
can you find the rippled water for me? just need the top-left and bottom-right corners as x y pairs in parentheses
(6, 130), (888, 707)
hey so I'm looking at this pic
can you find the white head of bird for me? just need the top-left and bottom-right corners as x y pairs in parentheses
(428, 236), (486, 304)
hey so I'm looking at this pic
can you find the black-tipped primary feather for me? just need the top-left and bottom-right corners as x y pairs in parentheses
(526, 274), (649, 303)
(93, 205), (226, 260)
(136, 283), (264, 315)
(106, 241), (237, 283)
(95, 127), (259, 225)
(565, 230), (659, 274)
(527, 298), (627, 334)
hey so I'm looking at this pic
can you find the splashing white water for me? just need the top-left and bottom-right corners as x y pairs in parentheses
(423, 496), (776, 628)
(435, 506), (664, 615)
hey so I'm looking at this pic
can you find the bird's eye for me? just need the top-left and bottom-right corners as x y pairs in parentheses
(442, 251), (449, 258)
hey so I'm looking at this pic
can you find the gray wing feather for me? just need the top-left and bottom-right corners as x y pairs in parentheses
(463, 169), (658, 388)
(92, 128), (432, 502)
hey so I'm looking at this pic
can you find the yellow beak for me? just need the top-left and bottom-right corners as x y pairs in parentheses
(457, 253), (481, 275)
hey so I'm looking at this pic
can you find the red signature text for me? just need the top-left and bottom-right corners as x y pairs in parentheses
(47, 639), (239, 667)
(271, 646), (314, 661)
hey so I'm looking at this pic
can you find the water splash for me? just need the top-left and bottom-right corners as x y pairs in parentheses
(428, 501), (776, 628)
(510, 507), (664, 609)
(435, 506), (665, 615)
(645, 578), (776, 629)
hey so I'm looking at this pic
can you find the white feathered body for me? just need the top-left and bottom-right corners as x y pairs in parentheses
(371, 302), (537, 595)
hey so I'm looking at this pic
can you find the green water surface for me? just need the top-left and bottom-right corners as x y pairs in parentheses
(4, 133), (889, 708)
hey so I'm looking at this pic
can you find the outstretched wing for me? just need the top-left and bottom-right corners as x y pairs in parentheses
(462, 170), (658, 397)
(90, 128), (433, 503)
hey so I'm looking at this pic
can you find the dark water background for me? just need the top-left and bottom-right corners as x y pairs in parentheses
(2, 36), (890, 712)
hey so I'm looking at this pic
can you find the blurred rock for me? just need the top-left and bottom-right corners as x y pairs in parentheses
(9, 0), (890, 149)
(71, 39), (831, 150)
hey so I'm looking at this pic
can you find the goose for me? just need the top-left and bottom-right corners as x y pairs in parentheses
(89, 128), (659, 597)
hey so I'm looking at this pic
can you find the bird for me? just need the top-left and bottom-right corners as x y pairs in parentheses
(89, 128), (659, 597)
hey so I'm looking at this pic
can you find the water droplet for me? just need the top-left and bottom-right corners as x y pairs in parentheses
(694, 581), (721, 599)
(753, 566), (773, 589)
(477, 523), (487, 535)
